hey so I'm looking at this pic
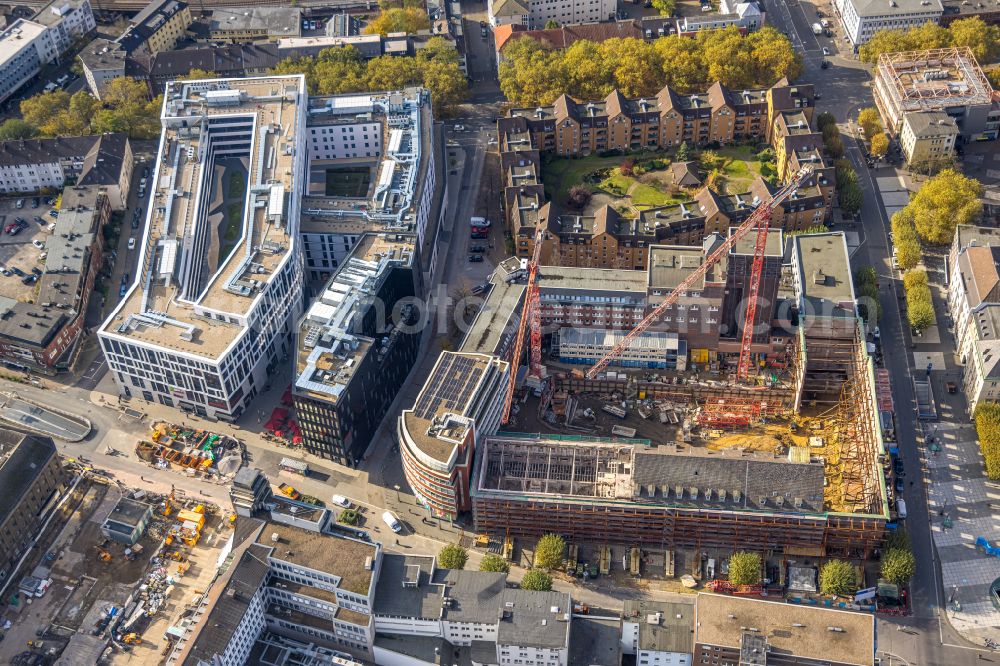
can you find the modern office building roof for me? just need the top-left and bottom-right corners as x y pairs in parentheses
(559, 328), (680, 353)
(256, 522), (378, 595)
(0, 432), (57, 526)
(536, 265), (648, 294)
(496, 588), (572, 649)
(373, 553), (438, 618)
(624, 600), (695, 654)
(32, 0), (91, 28)
(183, 543), (271, 666)
(294, 233), (415, 403)
(793, 233), (856, 319)
(460, 273), (525, 357)
(647, 235), (727, 291)
(731, 228), (783, 257)
(694, 594), (876, 665)
(101, 76), (306, 358)
(570, 616), (622, 666)
(400, 351), (508, 464)
(0, 20), (46, 64)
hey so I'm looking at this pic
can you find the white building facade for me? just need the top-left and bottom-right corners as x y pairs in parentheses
(99, 77), (308, 421)
(833, 0), (942, 47)
(488, 0), (616, 29)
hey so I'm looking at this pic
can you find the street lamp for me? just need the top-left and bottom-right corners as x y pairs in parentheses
(394, 484), (400, 502)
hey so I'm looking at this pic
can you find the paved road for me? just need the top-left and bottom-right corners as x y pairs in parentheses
(0, 393), (91, 441)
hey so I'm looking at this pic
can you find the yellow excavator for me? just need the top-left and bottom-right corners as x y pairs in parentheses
(95, 547), (111, 562)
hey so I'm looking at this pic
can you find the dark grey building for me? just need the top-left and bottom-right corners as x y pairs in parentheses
(0, 432), (63, 581)
(293, 234), (420, 466)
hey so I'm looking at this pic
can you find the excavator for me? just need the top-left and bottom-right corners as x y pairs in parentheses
(94, 547), (111, 562)
(121, 633), (141, 645)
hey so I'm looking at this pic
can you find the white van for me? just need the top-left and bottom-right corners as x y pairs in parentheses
(331, 494), (351, 508)
(896, 498), (907, 519)
(382, 511), (402, 533)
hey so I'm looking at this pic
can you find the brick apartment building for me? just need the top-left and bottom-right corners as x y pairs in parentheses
(499, 78), (832, 266)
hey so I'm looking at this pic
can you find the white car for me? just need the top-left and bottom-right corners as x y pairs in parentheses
(331, 494), (352, 508)
(15, 199), (23, 209)
(128, 237), (136, 251)
(822, 47), (830, 56)
(453, 124), (465, 131)
(382, 510), (402, 533)
(891, 256), (899, 270)
(32, 239), (44, 249)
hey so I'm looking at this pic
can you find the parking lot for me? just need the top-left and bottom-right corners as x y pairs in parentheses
(0, 196), (59, 302)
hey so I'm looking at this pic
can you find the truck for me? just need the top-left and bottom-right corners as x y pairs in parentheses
(812, 22), (823, 34)
(278, 483), (300, 500)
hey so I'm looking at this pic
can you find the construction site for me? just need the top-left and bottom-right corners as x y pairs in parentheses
(134, 421), (245, 481)
(0, 467), (231, 666)
(402, 167), (892, 560)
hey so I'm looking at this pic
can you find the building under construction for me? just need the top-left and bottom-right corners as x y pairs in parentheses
(470, 308), (887, 557)
(872, 46), (999, 141)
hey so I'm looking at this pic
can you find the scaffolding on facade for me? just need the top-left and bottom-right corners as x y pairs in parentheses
(831, 323), (885, 516)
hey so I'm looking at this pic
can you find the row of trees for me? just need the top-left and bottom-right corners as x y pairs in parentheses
(271, 40), (466, 113)
(499, 26), (801, 107)
(437, 537), (559, 591)
(859, 17), (1000, 64)
(903, 269), (935, 333)
(817, 113), (863, 216)
(2, 78), (162, 140)
(854, 266), (882, 327)
(974, 402), (1000, 480)
(891, 212), (923, 271)
(857, 107), (889, 159)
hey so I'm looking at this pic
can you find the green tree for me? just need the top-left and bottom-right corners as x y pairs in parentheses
(903, 169), (982, 244)
(653, 36), (706, 93)
(480, 553), (511, 573)
(364, 7), (430, 36)
(651, 0), (677, 15)
(819, 560), (858, 597)
(987, 66), (1000, 90)
(520, 569), (554, 591)
(534, 534), (566, 569)
(858, 107), (882, 140)
(747, 26), (802, 87)
(379, 0), (424, 8)
(825, 135), (845, 159)
(600, 38), (662, 97)
(839, 181), (863, 215)
(949, 17), (1000, 62)
(870, 132), (890, 159)
(20, 90), (71, 131)
(859, 28), (918, 63)
(175, 68), (218, 81)
(365, 55), (423, 91)
(544, 19), (560, 28)
(562, 40), (613, 100)
(816, 111), (837, 133)
(0, 118), (37, 140)
(902, 268), (928, 291)
(907, 296), (936, 332)
(896, 236), (923, 271)
(498, 39), (567, 107)
(974, 402), (1000, 479)
(855, 266), (878, 286)
(728, 551), (761, 586)
(676, 140), (692, 162)
(886, 528), (911, 551)
(417, 37), (461, 66)
(421, 60), (468, 113)
(438, 544), (468, 570)
(880, 547), (916, 585)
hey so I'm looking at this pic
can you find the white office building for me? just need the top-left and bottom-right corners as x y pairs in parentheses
(32, 0), (97, 56)
(488, 0), (616, 29)
(99, 76), (308, 420)
(0, 21), (55, 104)
(622, 601), (694, 666)
(300, 89), (437, 284)
(833, 0), (942, 47)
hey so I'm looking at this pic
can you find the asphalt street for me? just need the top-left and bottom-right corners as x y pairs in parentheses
(0, 393), (91, 441)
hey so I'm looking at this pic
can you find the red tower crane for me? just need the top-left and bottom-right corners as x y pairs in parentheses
(585, 166), (814, 380)
(501, 223), (546, 425)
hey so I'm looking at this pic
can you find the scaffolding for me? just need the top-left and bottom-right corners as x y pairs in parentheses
(831, 322), (885, 516)
(695, 396), (785, 429)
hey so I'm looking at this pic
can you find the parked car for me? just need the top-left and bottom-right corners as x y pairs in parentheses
(820, 60), (830, 69)
(468, 254), (484, 262)
(128, 237), (136, 251)
(33, 216), (42, 224)
(331, 495), (352, 508)
(894, 477), (904, 494)
(47, 222), (56, 232)
(31, 240), (44, 249)
(49, 209), (58, 217)
(31, 197), (39, 208)
(119, 275), (129, 297)
(469, 245), (486, 253)
(10, 267), (25, 276)
(8, 225), (20, 236)
(31, 267), (41, 276)
(382, 511), (402, 533)
(822, 47), (830, 56)
(471, 283), (489, 295)
(21, 274), (36, 285)
(143, 166), (150, 178)
(15, 199), (23, 209)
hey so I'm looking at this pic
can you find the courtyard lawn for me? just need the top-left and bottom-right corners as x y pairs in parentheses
(542, 155), (626, 203)
(629, 183), (686, 209)
(702, 145), (766, 193)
